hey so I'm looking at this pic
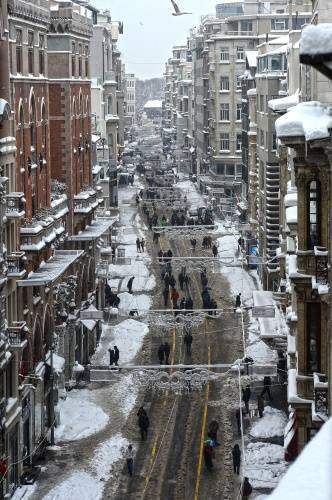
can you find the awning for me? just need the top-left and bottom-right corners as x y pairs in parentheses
(68, 217), (116, 241)
(46, 352), (65, 374)
(81, 319), (97, 331)
(18, 250), (84, 287)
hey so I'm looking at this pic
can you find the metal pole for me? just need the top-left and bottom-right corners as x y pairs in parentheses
(50, 345), (55, 446)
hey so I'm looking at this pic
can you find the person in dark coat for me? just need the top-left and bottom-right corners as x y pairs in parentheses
(232, 444), (241, 475)
(136, 238), (141, 252)
(207, 420), (220, 446)
(178, 272), (185, 291)
(212, 244), (218, 257)
(158, 345), (165, 364)
(184, 332), (193, 355)
(114, 346), (119, 366)
(141, 238), (145, 252)
(186, 296), (193, 310)
(203, 440), (214, 471)
(158, 249), (163, 263)
(137, 406), (147, 418)
(191, 238), (197, 252)
(242, 386), (251, 414)
(235, 407), (245, 435)
(169, 275), (176, 289)
(127, 276), (135, 294)
(138, 413), (149, 440)
(261, 375), (273, 401)
(257, 394), (264, 418)
(164, 342), (171, 365)
(242, 477), (252, 499)
(180, 297), (186, 310)
(163, 287), (169, 307)
(234, 293), (242, 312)
(108, 348), (115, 366)
(105, 283), (112, 306)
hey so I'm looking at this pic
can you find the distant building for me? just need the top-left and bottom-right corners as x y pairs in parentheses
(125, 73), (136, 126)
(143, 100), (163, 120)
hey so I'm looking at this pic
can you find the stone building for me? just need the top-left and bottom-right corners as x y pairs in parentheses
(125, 73), (136, 126)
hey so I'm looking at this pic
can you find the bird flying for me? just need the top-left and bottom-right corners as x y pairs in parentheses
(171, 0), (192, 16)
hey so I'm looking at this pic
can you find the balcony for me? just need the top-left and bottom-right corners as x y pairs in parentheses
(5, 192), (25, 219)
(313, 372), (328, 422)
(51, 193), (69, 220)
(7, 321), (28, 348)
(74, 189), (98, 214)
(293, 247), (329, 292)
(20, 220), (46, 253)
(7, 252), (26, 278)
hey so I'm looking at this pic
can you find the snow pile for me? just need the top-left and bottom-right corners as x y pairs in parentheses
(269, 419), (332, 500)
(117, 291), (152, 315)
(268, 90), (299, 113)
(246, 320), (278, 364)
(109, 259), (156, 292)
(300, 24), (332, 58)
(275, 101), (332, 141)
(12, 484), (37, 500)
(244, 442), (287, 489)
(55, 391), (109, 442)
(249, 406), (287, 438)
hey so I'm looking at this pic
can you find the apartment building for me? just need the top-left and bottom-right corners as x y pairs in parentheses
(125, 73), (136, 126)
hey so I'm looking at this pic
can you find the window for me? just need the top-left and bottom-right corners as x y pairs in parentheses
(271, 19), (288, 31)
(215, 164), (225, 175)
(307, 180), (321, 248)
(220, 133), (229, 150)
(236, 164), (242, 176)
(16, 29), (22, 74)
(226, 164), (235, 176)
(220, 76), (229, 91)
(28, 31), (34, 74)
(236, 104), (242, 121)
(220, 47), (229, 62)
(71, 42), (76, 77)
(307, 303), (321, 373)
(220, 103), (229, 121)
(107, 96), (113, 115)
(241, 20), (252, 32)
(272, 132), (277, 150)
(39, 34), (45, 75)
(236, 46), (244, 60)
(236, 133), (242, 151)
(236, 75), (242, 90)
(260, 130), (264, 147)
(78, 44), (82, 77)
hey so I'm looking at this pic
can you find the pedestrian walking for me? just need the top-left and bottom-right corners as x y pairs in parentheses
(138, 412), (149, 440)
(183, 274), (190, 292)
(234, 293), (242, 312)
(171, 288), (179, 308)
(108, 347), (115, 366)
(232, 444), (241, 475)
(158, 249), (163, 263)
(212, 244), (218, 257)
(137, 406), (147, 418)
(125, 444), (134, 477)
(207, 420), (220, 446)
(114, 346), (119, 366)
(111, 245), (116, 263)
(203, 440), (214, 471)
(178, 271), (185, 291)
(261, 375), (273, 401)
(127, 276), (135, 294)
(242, 477), (253, 499)
(257, 394), (264, 418)
(158, 344), (165, 364)
(191, 238), (197, 252)
(180, 297), (186, 309)
(242, 385), (251, 414)
(164, 342), (171, 365)
(169, 275), (176, 289)
(184, 332), (193, 355)
(141, 238), (145, 252)
(136, 238), (141, 252)
(185, 296), (193, 310)
(235, 407), (245, 436)
(163, 287), (169, 307)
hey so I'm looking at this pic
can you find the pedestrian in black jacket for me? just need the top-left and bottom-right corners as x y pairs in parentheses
(232, 444), (241, 475)
(186, 296), (193, 310)
(108, 348), (115, 366)
(242, 386), (251, 414)
(184, 333), (193, 355)
(114, 346), (119, 366)
(138, 413), (149, 440)
(163, 287), (169, 307)
(234, 293), (242, 312)
(158, 345), (165, 364)
(164, 342), (171, 365)
(261, 375), (273, 401)
(242, 477), (252, 499)
(127, 276), (135, 294)
(136, 238), (141, 252)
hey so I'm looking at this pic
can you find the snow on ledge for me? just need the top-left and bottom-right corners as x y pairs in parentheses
(275, 101), (332, 142)
(287, 369), (312, 405)
(268, 89), (299, 113)
(268, 419), (332, 500)
(300, 24), (332, 59)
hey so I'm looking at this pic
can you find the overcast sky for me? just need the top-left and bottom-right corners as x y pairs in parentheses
(93, 0), (218, 79)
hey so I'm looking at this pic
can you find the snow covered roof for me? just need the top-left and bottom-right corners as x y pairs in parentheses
(245, 50), (258, 68)
(68, 217), (116, 241)
(269, 89), (299, 113)
(143, 100), (163, 109)
(17, 250), (84, 287)
(247, 88), (256, 96)
(253, 291), (286, 340)
(269, 418), (332, 500)
(275, 101), (332, 141)
(300, 24), (332, 61)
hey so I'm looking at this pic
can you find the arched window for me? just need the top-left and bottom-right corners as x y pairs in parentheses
(307, 179), (321, 249)
(107, 96), (112, 115)
(29, 95), (36, 163)
(41, 103), (47, 154)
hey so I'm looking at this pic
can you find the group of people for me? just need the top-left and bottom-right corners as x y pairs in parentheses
(157, 342), (171, 365)
(136, 238), (145, 253)
(108, 345), (120, 366)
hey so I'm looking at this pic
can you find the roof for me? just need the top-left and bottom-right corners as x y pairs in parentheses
(67, 217), (116, 241)
(143, 100), (163, 109)
(18, 250), (84, 287)
(245, 50), (258, 68)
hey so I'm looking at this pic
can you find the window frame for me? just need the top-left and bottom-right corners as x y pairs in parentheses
(307, 179), (321, 249)
(220, 103), (230, 121)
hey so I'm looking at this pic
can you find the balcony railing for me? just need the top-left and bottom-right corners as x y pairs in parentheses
(7, 251), (26, 278)
(74, 189), (98, 215)
(313, 372), (328, 422)
(20, 220), (46, 253)
(7, 321), (28, 347)
(5, 192), (25, 219)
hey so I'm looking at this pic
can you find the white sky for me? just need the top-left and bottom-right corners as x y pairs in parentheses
(93, 0), (218, 79)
